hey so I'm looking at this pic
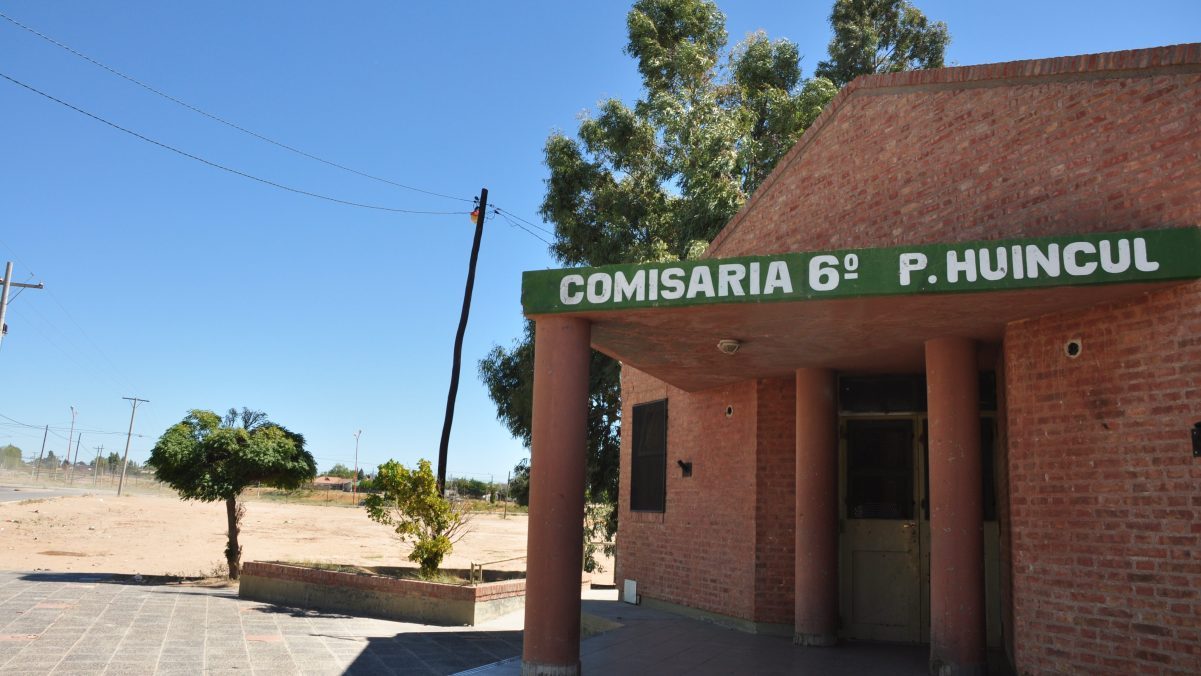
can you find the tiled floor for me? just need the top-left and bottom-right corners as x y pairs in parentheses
(460, 595), (929, 676)
(2, 570), (948, 675)
(0, 571), (522, 675)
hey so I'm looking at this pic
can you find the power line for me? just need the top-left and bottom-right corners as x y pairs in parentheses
(493, 206), (555, 236)
(40, 286), (139, 393)
(4, 300), (131, 395)
(0, 71), (473, 217)
(0, 15), (563, 250)
(0, 249), (138, 393)
(494, 209), (551, 246)
(0, 413), (146, 439)
(0, 11), (475, 205)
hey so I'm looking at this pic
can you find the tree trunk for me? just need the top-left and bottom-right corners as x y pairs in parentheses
(225, 495), (243, 580)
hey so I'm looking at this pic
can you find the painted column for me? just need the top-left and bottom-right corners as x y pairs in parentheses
(925, 337), (985, 676)
(794, 367), (839, 646)
(522, 316), (591, 676)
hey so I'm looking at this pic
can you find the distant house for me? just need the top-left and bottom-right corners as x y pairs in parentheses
(311, 476), (352, 491)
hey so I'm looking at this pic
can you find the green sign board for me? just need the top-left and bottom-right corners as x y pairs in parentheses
(521, 227), (1201, 315)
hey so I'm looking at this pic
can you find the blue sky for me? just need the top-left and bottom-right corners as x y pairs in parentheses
(1, 1), (1198, 480)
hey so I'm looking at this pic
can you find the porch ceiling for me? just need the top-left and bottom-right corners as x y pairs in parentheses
(539, 282), (1178, 392)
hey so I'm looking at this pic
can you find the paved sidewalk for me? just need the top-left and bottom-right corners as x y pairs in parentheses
(0, 571), (522, 675)
(460, 595), (929, 676)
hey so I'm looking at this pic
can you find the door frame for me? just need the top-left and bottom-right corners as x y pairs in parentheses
(838, 411), (1002, 647)
(838, 413), (925, 643)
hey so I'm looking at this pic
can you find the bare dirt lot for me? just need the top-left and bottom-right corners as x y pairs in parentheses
(0, 485), (613, 582)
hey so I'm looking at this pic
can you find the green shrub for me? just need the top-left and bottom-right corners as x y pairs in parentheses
(364, 459), (469, 576)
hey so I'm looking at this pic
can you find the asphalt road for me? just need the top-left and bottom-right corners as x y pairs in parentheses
(0, 483), (100, 503)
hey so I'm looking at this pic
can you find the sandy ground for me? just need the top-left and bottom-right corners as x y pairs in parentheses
(0, 489), (614, 581)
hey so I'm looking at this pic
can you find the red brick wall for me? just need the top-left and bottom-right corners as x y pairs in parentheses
(709, 46), (1201, 258)
(1004, 283), (1201, 675)
(753, 378), (796, 625)
(614, 44), (1201, 670)
(615, 366), (759, 620)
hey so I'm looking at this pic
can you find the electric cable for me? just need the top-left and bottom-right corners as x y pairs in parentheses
(0, 10), (474, 204)
(0, 72), (473, 217)
(0, 414), (145, 438)
(492, 206), (556, 236)
(494, 209), (551, 246)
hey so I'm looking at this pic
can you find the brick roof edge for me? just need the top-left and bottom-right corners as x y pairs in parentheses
(706, 43), (1201, 256)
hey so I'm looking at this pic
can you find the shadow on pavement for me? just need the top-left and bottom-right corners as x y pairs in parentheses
(342, 630), (522, 676)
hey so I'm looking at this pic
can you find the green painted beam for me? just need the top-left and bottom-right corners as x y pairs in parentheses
(522, 228), (1201, 315)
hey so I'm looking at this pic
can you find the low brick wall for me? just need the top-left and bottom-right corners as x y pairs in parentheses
(239, 562), (526, 626)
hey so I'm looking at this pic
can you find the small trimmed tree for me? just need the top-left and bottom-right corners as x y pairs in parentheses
(325, 463), (355, 479)
(365, 459), (469, 577)
(1, 444), (23, 469)
(147, 408), (316, 579)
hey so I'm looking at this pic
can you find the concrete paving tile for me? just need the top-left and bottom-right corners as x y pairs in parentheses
(155, 664), (204, 674)
(203, 660), (252, 670)
(6, 655), (63, 667)
(49, 666), (108, 676)
(59, 652), (114, 663)
(100, 664), (157, 676)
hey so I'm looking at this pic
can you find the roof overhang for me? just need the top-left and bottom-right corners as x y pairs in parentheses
(522, 228), (1201, 392)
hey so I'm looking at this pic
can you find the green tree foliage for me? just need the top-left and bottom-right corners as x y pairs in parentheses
(448, 477), (489, 499)
(815, 0), (950, 88)
(106, 451), (121, 472)
(147, 408), (315, 579)
(364, 459), (469, 576)
(508, 459), (530, 508)
(325, 463), (355, 479)
(1, 444), (23, 469)
(480, 0), (834, 570)
(479, 0), (947, 571)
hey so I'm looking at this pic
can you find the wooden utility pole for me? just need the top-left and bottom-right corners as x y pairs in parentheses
(0, 261), (44, 351)
(69, 433), (82, 483)
(65, 407), (77, 482)
(117, 397), (148, 496)
(436, 187), (487, 495)
(32, 424), (47, 480)
(93, 444), (104, 487)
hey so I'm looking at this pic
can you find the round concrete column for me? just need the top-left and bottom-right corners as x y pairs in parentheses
(925, 337), (985, 676)
(522, 316), (591, 676)
(794, 367), (839, 646)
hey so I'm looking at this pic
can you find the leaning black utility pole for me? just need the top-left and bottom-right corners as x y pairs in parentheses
(116, 396), (148, 496)
(32, 424), (47, 480)
(436, 188), (487, 496)
(0, 260), (45, 352)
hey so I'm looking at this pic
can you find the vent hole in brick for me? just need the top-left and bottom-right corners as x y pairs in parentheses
(725, 405), (734, 417)
(1064, 339), (1082, 358)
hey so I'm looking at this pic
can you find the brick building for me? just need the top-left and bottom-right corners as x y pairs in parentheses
(517, 44), (1201, 675)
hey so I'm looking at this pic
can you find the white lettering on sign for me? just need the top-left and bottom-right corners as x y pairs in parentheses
(614, 270), (645, 302)
(560, 274), (584, 304)
(587, 272), (612, 303)
(559, 259), (795, 306)
(899, 253), (928, 286)
(764, 261), (794, 294)
(552, 235), (1170, 308)
(687, 266), (715, 299)
(899, 237), (1160, 287)
(661, 268), (685, 300)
